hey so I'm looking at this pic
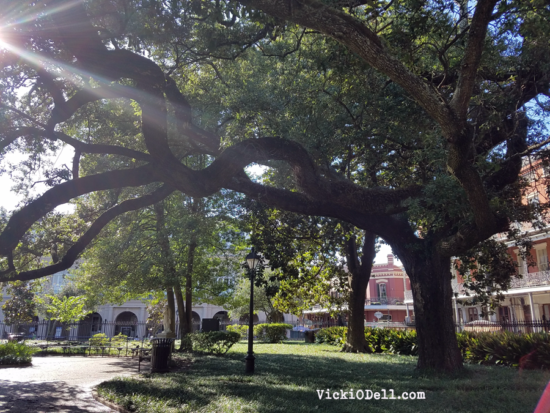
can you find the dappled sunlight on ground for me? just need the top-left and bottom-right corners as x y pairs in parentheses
(0, 356), (139, 412)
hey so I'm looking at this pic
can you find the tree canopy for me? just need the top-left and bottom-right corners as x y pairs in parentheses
(0, 0), (549, 371)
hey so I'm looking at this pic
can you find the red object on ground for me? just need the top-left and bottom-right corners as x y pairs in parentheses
(534, 381), (550, 413)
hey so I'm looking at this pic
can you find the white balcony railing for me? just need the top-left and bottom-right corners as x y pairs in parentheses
(453, 270), (550, 296)
(364, 297), (405, 306)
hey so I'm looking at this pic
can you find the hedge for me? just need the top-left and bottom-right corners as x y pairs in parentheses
(315, 326), (550, 368)
(253, 323), (293, 343)
(0, 342), (36, 365)
(226, 324), (248, 339)
(89, 333), (109, 347)
(190, 331), (240, 355)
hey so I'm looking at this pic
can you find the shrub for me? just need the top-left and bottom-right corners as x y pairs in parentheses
(111, 333), (128, 348)
(315, 327), (347, 345)
(315, 326), (418, 354)
(316, 326), (550, 368)
(90, 333), (109, 348)
(226, 324), (248, 339)
(0, 342), (36, 365)
(457, 331), (550, 369)
(179, 334), (193, 352)
(386, 329), (418, 356)
(190, 331), (240, 355)
(253, 323), (293, 343)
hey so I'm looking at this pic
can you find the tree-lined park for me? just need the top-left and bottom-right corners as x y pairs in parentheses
(1, 0), (550, 402)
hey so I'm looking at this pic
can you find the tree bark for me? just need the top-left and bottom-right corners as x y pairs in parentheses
(166, 286), (176, 333)
(404, 248), (463, 371)
(185, 235), (198, 334)
(174, 283), (188, 351)
(342, 231), (376, 353)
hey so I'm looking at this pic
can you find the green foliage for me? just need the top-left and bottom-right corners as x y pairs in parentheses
(253, 323), (292, 343)
(457, 331), (550, 369)
(226, 324), (248, 339)
(317, 327), (418, 355)
(89, 333), (109, 348)
(1, 281), (36, 325)
(243, 201), (353, 317)
(224, 273), (282, 322)
(315, 327), (347, 346)
(0, 342), (36, 365)
(190, 331), (241, 355)
(364, 328), (419, 355)
(38, 295), (92, 324)
(317, 327), (550, 367)
(76, 192), (243, 309)
(453, 239), (523, 311)
(111, 333), (128, 348)
(179, 334), (193, 352)
(96, 342), (550, 413)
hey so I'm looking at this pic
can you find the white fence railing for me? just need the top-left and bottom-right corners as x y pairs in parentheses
(452, 270), (550, 296)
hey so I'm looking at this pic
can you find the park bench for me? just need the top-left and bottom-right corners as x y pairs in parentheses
(137, 348), (151, 372)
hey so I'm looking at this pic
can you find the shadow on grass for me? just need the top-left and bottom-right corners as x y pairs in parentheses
(97, 343), (550, 413)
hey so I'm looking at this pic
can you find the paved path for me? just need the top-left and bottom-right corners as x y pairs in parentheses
(0, 356), (140, 412)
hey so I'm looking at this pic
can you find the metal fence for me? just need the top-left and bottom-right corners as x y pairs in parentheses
(0, 319), (431, 343)
(456, 319), (550, 334)
(0, 320), (206, 341)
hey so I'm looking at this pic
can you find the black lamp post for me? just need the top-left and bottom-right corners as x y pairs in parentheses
(245, 247), (261, 374)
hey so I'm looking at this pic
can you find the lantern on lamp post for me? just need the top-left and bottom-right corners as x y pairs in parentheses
(245, 247), (261, 374)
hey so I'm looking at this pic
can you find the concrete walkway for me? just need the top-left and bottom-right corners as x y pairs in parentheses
(0, 356), (140, 412)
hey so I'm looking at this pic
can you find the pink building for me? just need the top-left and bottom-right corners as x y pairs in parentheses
(365, 254), (412, 324)
(304, 254), (413, 327)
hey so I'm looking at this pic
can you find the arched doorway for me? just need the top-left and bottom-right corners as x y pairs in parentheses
(239, 314), (259, 324)
(78, 312), (102, 339)
(115, 311), (138, 338)
(213, 311), (230, 323)
(214, 311), (231, 330)
(270, 312), (285, 323)
(192, 311), (201, 332)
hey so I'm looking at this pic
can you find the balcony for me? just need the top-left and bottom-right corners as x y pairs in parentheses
(365, 297), (405, 306)
(453, 270), (550, 296)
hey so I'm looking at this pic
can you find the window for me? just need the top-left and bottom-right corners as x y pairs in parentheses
(377, 283), (387, 300)
(536, 248), (549, 271)
(543, 304), (550, 321)
(91, 314), (102, 333)
(468, 307), (479, 322)
(498, 306), (510, 322)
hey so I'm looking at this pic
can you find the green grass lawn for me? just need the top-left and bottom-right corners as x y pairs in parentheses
(96, 341), (550, 413)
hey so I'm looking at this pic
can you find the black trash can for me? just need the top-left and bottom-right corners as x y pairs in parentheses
(150, 338), (174, 373)
(304, 329), (319, 343)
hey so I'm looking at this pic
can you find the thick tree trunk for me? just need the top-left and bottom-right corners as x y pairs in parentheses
(155, 200), (178, 335)
(405, 249), (463, 371)
(342, 231), (376, 353)
(185, 236), (198, 334)
(174, 283), (189, 350)
(166, 286), (176, 333)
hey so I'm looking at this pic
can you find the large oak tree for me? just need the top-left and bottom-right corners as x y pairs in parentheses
(0, 0), (549, 371)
